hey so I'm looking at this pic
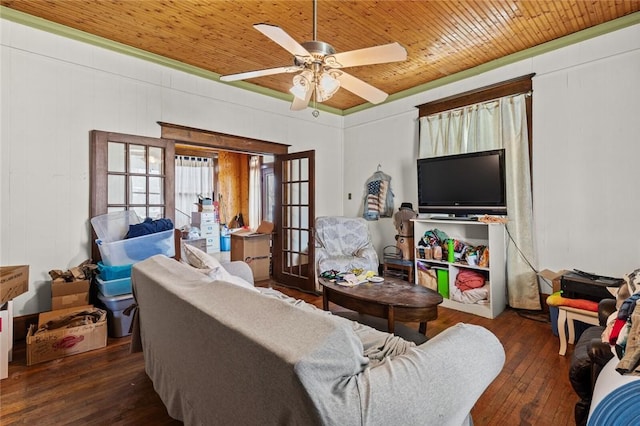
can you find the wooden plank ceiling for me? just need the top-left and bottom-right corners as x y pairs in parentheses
(2, 1), (639, 111)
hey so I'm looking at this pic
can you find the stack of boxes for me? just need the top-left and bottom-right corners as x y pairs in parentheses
(26, 263), (107, 366)
(91, 211), (175, 338)
(191, 211), (220, 254)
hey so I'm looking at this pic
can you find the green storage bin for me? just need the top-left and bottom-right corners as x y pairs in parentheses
(437, 269), (449, 298)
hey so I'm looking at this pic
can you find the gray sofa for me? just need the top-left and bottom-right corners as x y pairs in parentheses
(131, 254), (505, 426)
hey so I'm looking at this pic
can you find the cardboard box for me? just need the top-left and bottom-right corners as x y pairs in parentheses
(231, 233), (271, 260)
(255, 220), (274, 234)
(231, 232), (271, 281)
(0, 265), (29, 305)
(26, 305), (107, 366)
(51, 279), (90, 311)
(245, 257), (271, 281)
(230, 221), (273, 281)
(538, 269), (570, 293)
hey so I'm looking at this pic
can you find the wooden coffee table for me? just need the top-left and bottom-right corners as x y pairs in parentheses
(319, 275), (443, 335)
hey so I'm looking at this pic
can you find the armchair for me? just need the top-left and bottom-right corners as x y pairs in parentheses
(314, 216), (379, 289)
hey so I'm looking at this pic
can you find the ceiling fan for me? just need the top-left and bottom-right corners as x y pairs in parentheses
(219, 0), (407, 111)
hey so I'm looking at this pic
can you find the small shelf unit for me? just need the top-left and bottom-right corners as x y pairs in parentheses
(412, 218), (506, 319)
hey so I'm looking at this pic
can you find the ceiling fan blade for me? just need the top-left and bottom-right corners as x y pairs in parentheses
(254, 23), (312, 58)
(326, 42), (407, 68)
(334, 71), (388, 104)
(220, 66), (302, 82)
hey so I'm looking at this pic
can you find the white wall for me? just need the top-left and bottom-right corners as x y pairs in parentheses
(0, 19), (343, 315)
(345, 23), (640, 293)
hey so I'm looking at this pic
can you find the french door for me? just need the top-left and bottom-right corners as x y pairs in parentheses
(273, 151), (316, 293)
(89, 131), (175, 261)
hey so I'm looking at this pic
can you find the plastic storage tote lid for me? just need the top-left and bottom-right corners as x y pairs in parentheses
(91, 211), (141, 242)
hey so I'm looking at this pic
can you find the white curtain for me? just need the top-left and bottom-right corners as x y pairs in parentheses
(249, 156), (262, 230)
(419, 94), (541, 310)
(175, 156), (214, 230)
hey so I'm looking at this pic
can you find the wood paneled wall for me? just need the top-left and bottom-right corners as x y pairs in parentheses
(217, 151), (249, 227)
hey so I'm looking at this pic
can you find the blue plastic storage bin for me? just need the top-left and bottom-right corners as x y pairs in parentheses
(97, 262), (132, 281)
(96, 229), (175, 266)
(220, 234), (231, 251)
(96, 276), (132, 297)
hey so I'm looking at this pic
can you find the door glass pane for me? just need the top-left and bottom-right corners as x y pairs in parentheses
(291, 159), (299, 181)
(148, 206), (164, 219)
(291, 206), (300, 228)
(149, 147), (163, 175)
(291, 183), (300, 204)
(130, 176), (147, 204)
(129, 145), (147, 173)
(301, 182), (309, 204)
(108, 142), (126, 173)
(292, 229), (300, 251)
(300, 158), (308, 180)
(149, 177), (164, 204)
(265, 172), (275, 223)
(300, 206), (309, 228)
(132, 206), (147, 219)
(107, 175), (125, 204)
(300, 230), (309, 253)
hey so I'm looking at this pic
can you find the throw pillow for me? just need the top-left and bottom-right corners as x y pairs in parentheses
(183, 244), (222, 270)
(183, 243), (258, 293)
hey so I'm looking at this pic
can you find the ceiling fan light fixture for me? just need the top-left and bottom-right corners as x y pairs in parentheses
(221, 0), (406, 111)
(290, 70), (314, 100)
(315, 71), (341, 102)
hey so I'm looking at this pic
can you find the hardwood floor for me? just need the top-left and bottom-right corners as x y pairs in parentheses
(0, 280), (577, 425)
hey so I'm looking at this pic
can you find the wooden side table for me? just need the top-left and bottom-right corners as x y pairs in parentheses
(383, 257), (414, 283)
(557, 306), (600, 356)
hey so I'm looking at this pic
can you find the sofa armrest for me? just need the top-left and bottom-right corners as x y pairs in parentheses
(588, 339), (615, 392)
(360, 323), (504, 425)
(598, 299), (616, 326)
(222, 261), (254, 286)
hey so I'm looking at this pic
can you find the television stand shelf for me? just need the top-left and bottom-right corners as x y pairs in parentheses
(412, 219), (506, 319)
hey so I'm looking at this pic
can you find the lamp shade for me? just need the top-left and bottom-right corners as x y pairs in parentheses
(290, 70), (313, 100)
(315, 71), (341, 102)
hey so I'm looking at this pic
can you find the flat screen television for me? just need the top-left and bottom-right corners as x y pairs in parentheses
(417, 149), (507, 216)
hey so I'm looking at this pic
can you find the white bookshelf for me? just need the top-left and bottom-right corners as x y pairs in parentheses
(413, 219), (506, 319)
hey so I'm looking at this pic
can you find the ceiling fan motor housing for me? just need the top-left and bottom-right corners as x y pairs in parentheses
(294, 41), (337, 66)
